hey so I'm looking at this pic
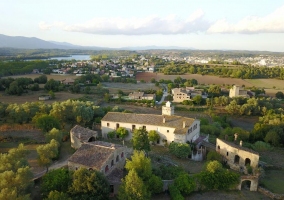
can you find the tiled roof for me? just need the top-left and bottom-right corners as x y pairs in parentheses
(70, 125), (97, 142)
(217, 138), (259, 155)
(68, 142), (122, 168)
(102, 112), (197, 135)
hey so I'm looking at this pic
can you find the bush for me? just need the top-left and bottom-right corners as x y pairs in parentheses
(169, 185), (184, 200)
(252, 141), (272, 151)
(169, 142), (191, 159)
(107, 131), (116, 139)
(206, 151), (222, 162)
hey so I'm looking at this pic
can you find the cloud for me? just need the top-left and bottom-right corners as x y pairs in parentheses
(208, 5), (284, 33)
(39, 10), (209, 35)
(39, 21), (65, 30)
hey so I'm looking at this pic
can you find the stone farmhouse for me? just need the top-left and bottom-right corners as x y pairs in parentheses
(101, 101), (201, 145)
(172, 87), (207, 103)
(128, 91), (156, 100)
(216, 138), (259, 174)
(229, 85), (250, 98)
(70, 125), (98, 149)
(68, 141), (126, 175)
(68, 141), (126, 195)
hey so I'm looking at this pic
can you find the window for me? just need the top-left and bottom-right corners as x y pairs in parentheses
(116, 123), (120, 129)
(111, 160), (114, 167)
(110, 185), (114, 193)
(105, 165), (109, 173)
(107, 123), (109, 127)
(116, 155), (119, 162)
(132, 125), (136, 131)
(227, 152), (229, 156)
(234, 155), (240, 164)
(121, 152), (124, 158)
(167, 130), (169, 133)
(143, 125), (146, 129)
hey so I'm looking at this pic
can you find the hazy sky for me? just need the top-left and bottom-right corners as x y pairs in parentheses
(1, 0), (284, 51)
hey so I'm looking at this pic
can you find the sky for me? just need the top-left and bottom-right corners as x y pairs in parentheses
(1, 0), (284, 51)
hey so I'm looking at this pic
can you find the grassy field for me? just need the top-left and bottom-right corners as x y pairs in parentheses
(260, 169), (284, 194)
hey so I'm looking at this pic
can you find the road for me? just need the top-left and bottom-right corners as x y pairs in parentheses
(157, 84), (168, 105)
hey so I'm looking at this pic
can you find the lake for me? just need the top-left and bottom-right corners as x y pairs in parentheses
(27, 54), (91, 61)
(48, 54), (91, 61)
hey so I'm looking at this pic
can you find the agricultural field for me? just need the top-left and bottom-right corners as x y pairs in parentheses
(0, 91), (85, 104)
(4, 73), (78, 81)
(136, 72), (284, 96)
(102, 82), (159, 94)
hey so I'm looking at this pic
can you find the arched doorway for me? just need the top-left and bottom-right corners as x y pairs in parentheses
(88, 137), (96, 142)
(241, 180), (251, 190)
(245, 158), (251, 166)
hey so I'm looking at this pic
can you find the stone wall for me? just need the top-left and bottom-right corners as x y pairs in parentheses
(258, 186), (284, 200)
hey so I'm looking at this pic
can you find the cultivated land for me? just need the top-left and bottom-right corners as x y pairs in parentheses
(4, 73), (78, 81)
(136, 72), (284, 96)
(102, 82), (159, 94)
(0, 91), (85, 104)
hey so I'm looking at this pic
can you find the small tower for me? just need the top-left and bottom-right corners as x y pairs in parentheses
(162, 101), (174, 116)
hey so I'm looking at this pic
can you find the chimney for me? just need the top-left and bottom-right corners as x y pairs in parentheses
(234, 133), (238, 141)
(225, 134), (228, 141)
(163, 116), (166, 123)
(183, 121), (186, 128)
(240, 140), (243, 146)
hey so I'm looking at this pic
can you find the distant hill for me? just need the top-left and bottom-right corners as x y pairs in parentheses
(0, 34), (195, 50)
(0, 34), (109, 50)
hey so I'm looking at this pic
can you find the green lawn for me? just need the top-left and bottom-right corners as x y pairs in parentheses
(260, 169), (284, 194)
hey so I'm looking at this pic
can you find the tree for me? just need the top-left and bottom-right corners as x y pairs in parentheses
(206, 151), (222, 162)
(118, 169), (150, 200)
(69, 168), (109, 200)
(169, 142), (191, 159)
(41, 168), (70, 197)
(198, 161), (240, 190)
(45, 190), (71, 200)
(174, 172), (196, 195)
(37, 139), (59, 172)
(132, 128), (150, 154)
(147, 174), (163, 195)
(45, 128), (63, 143)
(0, 144), (33, 199)
(192, 95), (202, 105)
(265, 130), (281, 146)
(276, 91), (284, 99)
(34, 114), (60, 132)
(45, 79), (60, 91)
(48, 90), (55, 99)
(148, 130), (160, 144)
(125, 151), (152, 181)
(208, 85), (221, 97)
(116, 127), (129, 140)
(107, 131), (116, 139)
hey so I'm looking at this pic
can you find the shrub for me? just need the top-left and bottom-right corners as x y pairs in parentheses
(107, 131), (116, 139)
(169, 142), (191, 159)
(206, 151), (222, 162)
(169, 184), (184, 200)
(252, 141), (272, 151)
